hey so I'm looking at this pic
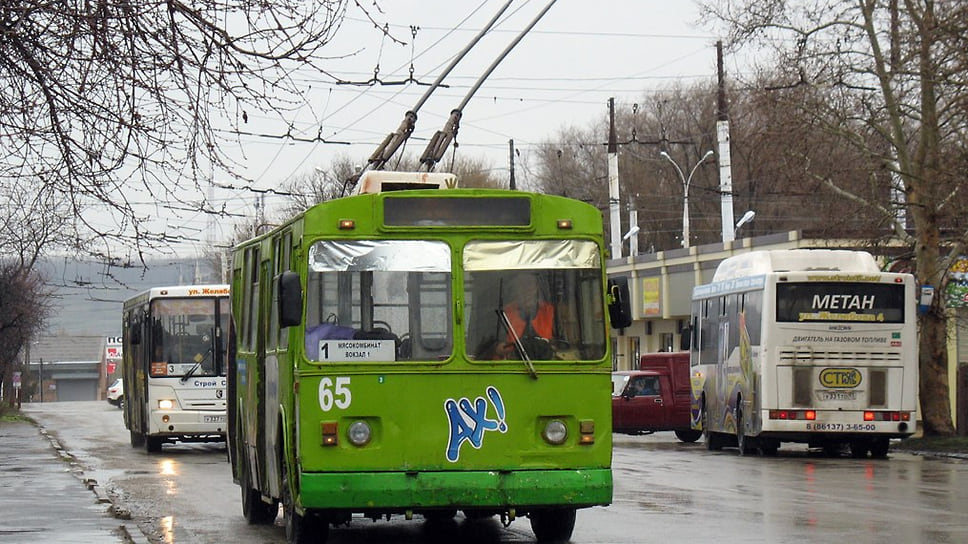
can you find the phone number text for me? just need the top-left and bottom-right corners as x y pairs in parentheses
(805, 422), (876, 432)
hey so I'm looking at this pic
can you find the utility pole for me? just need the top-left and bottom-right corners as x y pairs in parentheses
(717, 41), (736, 243)
(508, 140), (516, 190)
(607, 97), (622, 259)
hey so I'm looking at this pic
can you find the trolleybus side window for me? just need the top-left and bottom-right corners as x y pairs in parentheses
(304, 240), (452, 362)
(279, 231), (292, 350)
(462, 239), (606, 362)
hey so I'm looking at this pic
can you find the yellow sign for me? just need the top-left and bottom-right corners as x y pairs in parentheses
(641, 277), (661, 317)
(819, 368), (862, 388)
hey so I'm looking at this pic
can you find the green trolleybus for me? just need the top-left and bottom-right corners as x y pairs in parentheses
(227, 171), (631, 543)
(687, 249), (917, 458)
(122, 285), (230, 453)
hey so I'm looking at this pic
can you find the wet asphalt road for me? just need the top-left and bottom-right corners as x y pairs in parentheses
(0, 417), (126, 543)
(19, 401), (968, 543)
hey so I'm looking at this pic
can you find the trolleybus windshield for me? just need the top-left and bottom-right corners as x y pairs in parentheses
(304, 240), (452, 362)
(463, 239), (606, 362)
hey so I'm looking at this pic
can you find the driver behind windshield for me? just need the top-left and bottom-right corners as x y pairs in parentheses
(495, 272), (556, 359)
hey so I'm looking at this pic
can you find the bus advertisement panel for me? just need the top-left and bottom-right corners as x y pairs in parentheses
(688, 249), (917, 458)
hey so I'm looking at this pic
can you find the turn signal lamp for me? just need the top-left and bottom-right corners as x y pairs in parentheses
(864, 411), (910, 421)
(321, 421), (338, 446)
(579, 420), (595, 445)
(556, 219), (573, 230)
(338, 219), (355, 230)
(158, 399), (175, 410)
(769, 410), (818, 420)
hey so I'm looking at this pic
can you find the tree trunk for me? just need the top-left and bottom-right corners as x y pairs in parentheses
(911, 2), (955, 437)
(918, 309), (955, 435)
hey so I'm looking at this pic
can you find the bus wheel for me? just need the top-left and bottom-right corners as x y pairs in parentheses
(849, 440), (869, 459)
(701, 406), (724, 451)
(674, 429), (702, 443)
(759, 439), (780, 456)
(823, 442), (845, 458)
(241, 468), (278, 525)
(282, 469), (328, 544)
(736, 410), (753, 455)
(869, 438), (890, 459)
(129, 429), (145, 448)
(145, 435), (163, 453)
(529, 508), (576, 543)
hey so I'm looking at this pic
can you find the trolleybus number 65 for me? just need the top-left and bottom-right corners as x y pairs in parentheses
(319, 377), (352, 411)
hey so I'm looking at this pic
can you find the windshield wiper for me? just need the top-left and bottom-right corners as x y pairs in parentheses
(180, 349), (211, 383)
(497, 309), (538, 380)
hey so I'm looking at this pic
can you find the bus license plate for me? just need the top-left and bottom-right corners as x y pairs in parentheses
(204, 415), (226, 423)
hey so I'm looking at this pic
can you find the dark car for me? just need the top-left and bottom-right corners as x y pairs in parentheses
(611, 352), (701, 442)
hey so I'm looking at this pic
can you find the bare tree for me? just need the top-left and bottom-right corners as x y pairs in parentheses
(702, 0), (968, 435)
(0, 177), (74, 399)
(0, 264), (51, 402)
(282, 154), (507, 217)
(1, 0), (364, 255)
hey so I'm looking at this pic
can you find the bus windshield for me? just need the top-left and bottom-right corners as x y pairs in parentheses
(463, 240), (606, 361)
(149, 298), (227, 377)
(775, 282), (905, 323)
(304, 240), (453, 362)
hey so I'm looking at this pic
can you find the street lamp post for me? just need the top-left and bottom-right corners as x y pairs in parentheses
(660, 150), (714, 248)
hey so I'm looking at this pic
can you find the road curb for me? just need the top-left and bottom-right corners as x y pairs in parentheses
(33, 421), (154, 544)
(900, 449), (968, 461)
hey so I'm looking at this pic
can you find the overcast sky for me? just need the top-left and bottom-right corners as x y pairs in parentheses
(142, 0), (736, 254)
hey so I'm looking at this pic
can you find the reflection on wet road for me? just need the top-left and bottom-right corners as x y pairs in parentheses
(20, 402), (968, 543)
(604, 434), (968, 543)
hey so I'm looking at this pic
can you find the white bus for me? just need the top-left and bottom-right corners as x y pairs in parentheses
(122, 285), (231, 452)
(687, 250), (917, 457)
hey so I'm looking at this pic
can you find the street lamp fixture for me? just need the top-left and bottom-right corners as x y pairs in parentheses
(660, 150), (714, 248)
(734, 210), (756, 236)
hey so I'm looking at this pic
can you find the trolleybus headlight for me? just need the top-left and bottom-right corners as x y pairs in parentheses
(347, 420), (372, 446)
(158, 399), (175, 410)
(542, 420), (568, 445)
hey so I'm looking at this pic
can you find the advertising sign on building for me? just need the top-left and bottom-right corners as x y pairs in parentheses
(106, 336), (123, 375)
(641, 277), (661, 317)
(948, 257), (968, 308)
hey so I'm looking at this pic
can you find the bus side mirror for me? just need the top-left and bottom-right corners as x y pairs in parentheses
(278, 271), (302, 328)
(129, 322), (141, 345)
(607, 276), (633, 329)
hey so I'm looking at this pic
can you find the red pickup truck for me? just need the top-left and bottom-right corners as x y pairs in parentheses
(611, 352), (701, 442)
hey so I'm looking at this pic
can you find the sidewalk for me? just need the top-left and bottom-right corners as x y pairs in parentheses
(0, 417), (136, 543)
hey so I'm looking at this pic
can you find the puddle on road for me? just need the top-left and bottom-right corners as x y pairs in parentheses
(160, 515), (175, 544)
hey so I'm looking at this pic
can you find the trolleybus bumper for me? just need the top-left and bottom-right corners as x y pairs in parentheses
(298, 468), (612, 509)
